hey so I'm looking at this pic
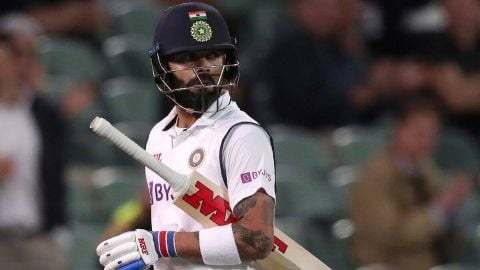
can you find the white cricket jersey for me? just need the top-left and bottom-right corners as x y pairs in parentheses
(145, 92), (276, 270)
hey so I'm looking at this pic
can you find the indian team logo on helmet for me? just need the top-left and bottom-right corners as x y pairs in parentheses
(188, 10), (212, 43)
(189, 147), (205, 168)
(190, 21), (213, 42)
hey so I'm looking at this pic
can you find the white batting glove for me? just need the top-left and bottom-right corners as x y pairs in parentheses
(96, 229), (177, 270)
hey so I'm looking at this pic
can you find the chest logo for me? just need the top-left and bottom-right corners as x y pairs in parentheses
(189, 147), (205, 169)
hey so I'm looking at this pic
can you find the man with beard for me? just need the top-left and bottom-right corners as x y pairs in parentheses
(96, 2), (276, 270)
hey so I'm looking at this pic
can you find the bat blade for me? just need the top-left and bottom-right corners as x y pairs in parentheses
(176, 171), (330, 270)
(90, 117), (330, 270)
(174, 171), (237, 226)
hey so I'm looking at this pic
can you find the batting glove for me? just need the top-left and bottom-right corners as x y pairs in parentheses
(96, 229), (177, 270)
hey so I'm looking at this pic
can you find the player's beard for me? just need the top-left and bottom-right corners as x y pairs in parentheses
(169, 73), (222, 114)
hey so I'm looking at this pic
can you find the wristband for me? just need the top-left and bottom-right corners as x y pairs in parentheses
(153, 231), (178, 257)
(199, 224), (241, 265)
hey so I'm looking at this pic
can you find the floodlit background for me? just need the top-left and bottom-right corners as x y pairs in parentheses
(0, 0), (479, 269)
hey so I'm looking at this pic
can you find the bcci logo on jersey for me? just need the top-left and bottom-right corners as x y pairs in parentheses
(189, 147), (205, 168)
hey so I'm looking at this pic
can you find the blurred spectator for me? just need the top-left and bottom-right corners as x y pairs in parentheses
(0, 0), (110, 43)
(0, 14), (45, 94)
(432, 0), (480, 72)
(245, 0), (366, 128)
(355, 0), (480, 142)
(352, 0), (441, 122)
(363, 0), (444, 57)
(347, 96), (474, 270)
(0, 33), (69, 269)
(351, 55), (435, 124)
(427, 0), (480, 145)
(0, 13), (98, 121)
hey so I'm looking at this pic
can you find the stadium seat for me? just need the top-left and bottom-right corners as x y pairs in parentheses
(108, 2), (158, 37)
(275, 167), (341, 221)
(434, 128), (480, 174)
(108, 121), (152, 165)
(328, 165), (357, 215)
(455, 192), (480, 266)
(270, 124), (334, 174)
(89, 120), (152, 166)
(331, 125), (389, 166)
(91, 165), (146, 213)
(275, 216), (353, 269)
(66, 164), (110, 270)
(68, 99), (115, 165)
(101, 76), (159, 123)
(43, 75), (77, 102)
(67, 86), (153, 166)
(68, 221), (105, 270)
(275, 216), (327, 257)
(37, 37), (106, 82)
(271, 125), (340, 220)
(103, 34), (152, 78)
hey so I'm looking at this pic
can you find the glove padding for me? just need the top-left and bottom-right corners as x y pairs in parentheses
(96, 229), (159, 270)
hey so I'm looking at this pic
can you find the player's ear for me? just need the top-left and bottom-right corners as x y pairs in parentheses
(165, 61), (174, 70)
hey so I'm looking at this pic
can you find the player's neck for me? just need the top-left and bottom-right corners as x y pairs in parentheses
(175, 106), (200, 129)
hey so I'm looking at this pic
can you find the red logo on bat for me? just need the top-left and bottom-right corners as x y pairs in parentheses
(182, 181), (237, 225)
(138, 238), (149, 255)
(273, 236), (288, 254)
(182, 181), (289, 254)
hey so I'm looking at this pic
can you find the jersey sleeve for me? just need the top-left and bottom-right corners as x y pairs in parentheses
(223, 124), (276, 209)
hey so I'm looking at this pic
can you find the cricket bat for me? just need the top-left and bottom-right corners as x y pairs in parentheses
(90, 117), (330, 270)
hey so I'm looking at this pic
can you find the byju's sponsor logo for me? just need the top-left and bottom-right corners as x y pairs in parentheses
(240, 169), (272, 183)
(148, 181), (174, 204)
(240, 173), (252, 183)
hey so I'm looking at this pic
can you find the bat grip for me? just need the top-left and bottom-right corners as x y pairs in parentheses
(90, 117), (189, 196)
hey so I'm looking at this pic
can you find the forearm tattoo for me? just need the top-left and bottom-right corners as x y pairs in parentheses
(232, 193), (274, 257)
(233, 194), (257, 217)
(232, 223), (271, 254)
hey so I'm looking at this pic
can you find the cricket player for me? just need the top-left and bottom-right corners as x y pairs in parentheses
(97, 2), (276, 270)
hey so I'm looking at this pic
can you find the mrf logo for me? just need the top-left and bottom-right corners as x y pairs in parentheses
(272, 236), (288, 254)
(138, 238), (149, 255)
(180, 178), (289, 254)
(182, 181), (236, 225)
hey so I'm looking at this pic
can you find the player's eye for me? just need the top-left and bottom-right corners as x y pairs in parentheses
(168, 52), (197, 63)
(168, 50), (224, 65)
(205, 51), (223, 60)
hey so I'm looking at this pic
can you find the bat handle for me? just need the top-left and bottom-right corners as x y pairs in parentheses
(90, 117), (190, 196)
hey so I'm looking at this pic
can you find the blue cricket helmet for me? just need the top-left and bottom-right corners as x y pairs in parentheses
(149, 2), (239, 113)
(149, 2), (237, 56)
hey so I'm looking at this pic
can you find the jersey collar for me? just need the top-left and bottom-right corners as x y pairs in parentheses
(162, 91), (236, 134)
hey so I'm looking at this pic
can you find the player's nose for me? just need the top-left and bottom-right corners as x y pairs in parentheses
(196, 55), (215, 69)
(196, 65), (211, 76)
